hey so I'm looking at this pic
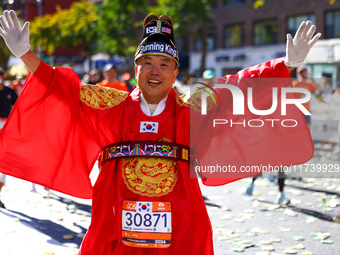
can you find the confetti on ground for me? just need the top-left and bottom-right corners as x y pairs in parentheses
(278, 226), (291, 232)
(286, 189), (303, 196)
(328, 198), (340, 208)
(221, 207), (231, 211)
(218, 236), (230, 241)
(270, 238), (281, 243)
(282, 248), (297, 254)
(311, 232), (330, 240)
(301, 251), (313, 255)
(233, 246), (245, 252)
(236, 229), (246, 233)
(63, 234), (74, 240)
(293, 243), (305, 249)
(261, 245), (275, 251)
(231, 239), (257, 252)
(66, 204), (77, 213)
(284, 209), (298, 217)
(214, 224), (225, 228)
(77, 233), (85, 239)
(252, 200), (260, 208)
(250, 227), (262, 233)
(260, 240), (272, 245)
(293, 236), (304, 241)
(55, 215), (64, 221)
(275, 208), (285, 212)
(306, 216), (317, 223)
(267, 205), (280, 211)
(221, 213), (234, 220)
(321, 239), (333, 244)
(323, 207), (333, 211)
(290, 199), (301, 205)
(239, 213), (254, 220)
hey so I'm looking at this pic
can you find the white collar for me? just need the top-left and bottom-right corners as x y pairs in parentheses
(140, 93), (168, 116)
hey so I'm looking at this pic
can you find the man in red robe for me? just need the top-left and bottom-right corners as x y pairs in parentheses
(0, 11), (320, 255)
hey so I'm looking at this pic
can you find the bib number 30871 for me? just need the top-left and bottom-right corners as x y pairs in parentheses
(122, 201), (171, 248)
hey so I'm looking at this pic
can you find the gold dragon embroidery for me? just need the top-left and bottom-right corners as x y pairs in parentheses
(80, 84), (128, 110)
(175, 91), (213, 112)
(122, 137), (178, 197)
(122, 157), (178, 197)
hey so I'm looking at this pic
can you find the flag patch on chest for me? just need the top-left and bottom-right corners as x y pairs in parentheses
(140, 121), (159, 133)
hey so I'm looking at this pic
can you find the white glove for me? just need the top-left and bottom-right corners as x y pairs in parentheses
(0, 10), (30, 58)
(284, 20), (321, 67)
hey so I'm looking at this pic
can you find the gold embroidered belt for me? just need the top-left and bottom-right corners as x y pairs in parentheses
(101, 140), (190, 165)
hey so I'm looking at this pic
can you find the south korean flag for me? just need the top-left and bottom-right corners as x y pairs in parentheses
(140, 121), (159, 133)
(146, 26), (157, 34)
(136, 202), (153, 213)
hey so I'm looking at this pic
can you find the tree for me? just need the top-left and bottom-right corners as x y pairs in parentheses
(95, 0), (148, 56)
(254, 0), (337, 8)
(0, 6), (11, 68)
(29, 0), (98, 63)
(151, 0), (218, 76)
(253, 0), (266, 9)
(28, 0), (150, 68)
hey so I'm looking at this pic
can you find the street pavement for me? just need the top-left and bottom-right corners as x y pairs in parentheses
(203, 178), (340, 255)
(0, 142), (339, 255)
(205, 142), (340, 255)
(0, 177), (91, 255)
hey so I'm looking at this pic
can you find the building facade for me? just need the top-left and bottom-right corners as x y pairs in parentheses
(3, 0), (340, 84)
(188, 0), (340, 87)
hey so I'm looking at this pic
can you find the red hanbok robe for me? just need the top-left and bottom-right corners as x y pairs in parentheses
(0, 58), (313, 254)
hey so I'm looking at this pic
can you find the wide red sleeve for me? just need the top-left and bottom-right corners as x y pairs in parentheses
(0, 61), (101, 198)
(191, 58), (314, 186)
(236, 57), (290, 78)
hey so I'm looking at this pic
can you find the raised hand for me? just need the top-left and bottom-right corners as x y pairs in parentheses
(284, 20), (321, 67)
(0, 10), (30, 58)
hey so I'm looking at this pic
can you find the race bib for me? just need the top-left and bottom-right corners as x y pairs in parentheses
(122, 201), (171, 248)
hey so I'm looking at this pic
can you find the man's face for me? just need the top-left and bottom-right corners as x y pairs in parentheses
(105, 67), (117, 80)
(135, 55), (178, 104)
(299, 69), (308, 78)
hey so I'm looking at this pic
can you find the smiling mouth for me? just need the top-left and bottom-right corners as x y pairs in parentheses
(148, 79), (161, 85)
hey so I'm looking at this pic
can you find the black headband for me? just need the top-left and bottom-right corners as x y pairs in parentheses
(135, 14), (179, 67)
